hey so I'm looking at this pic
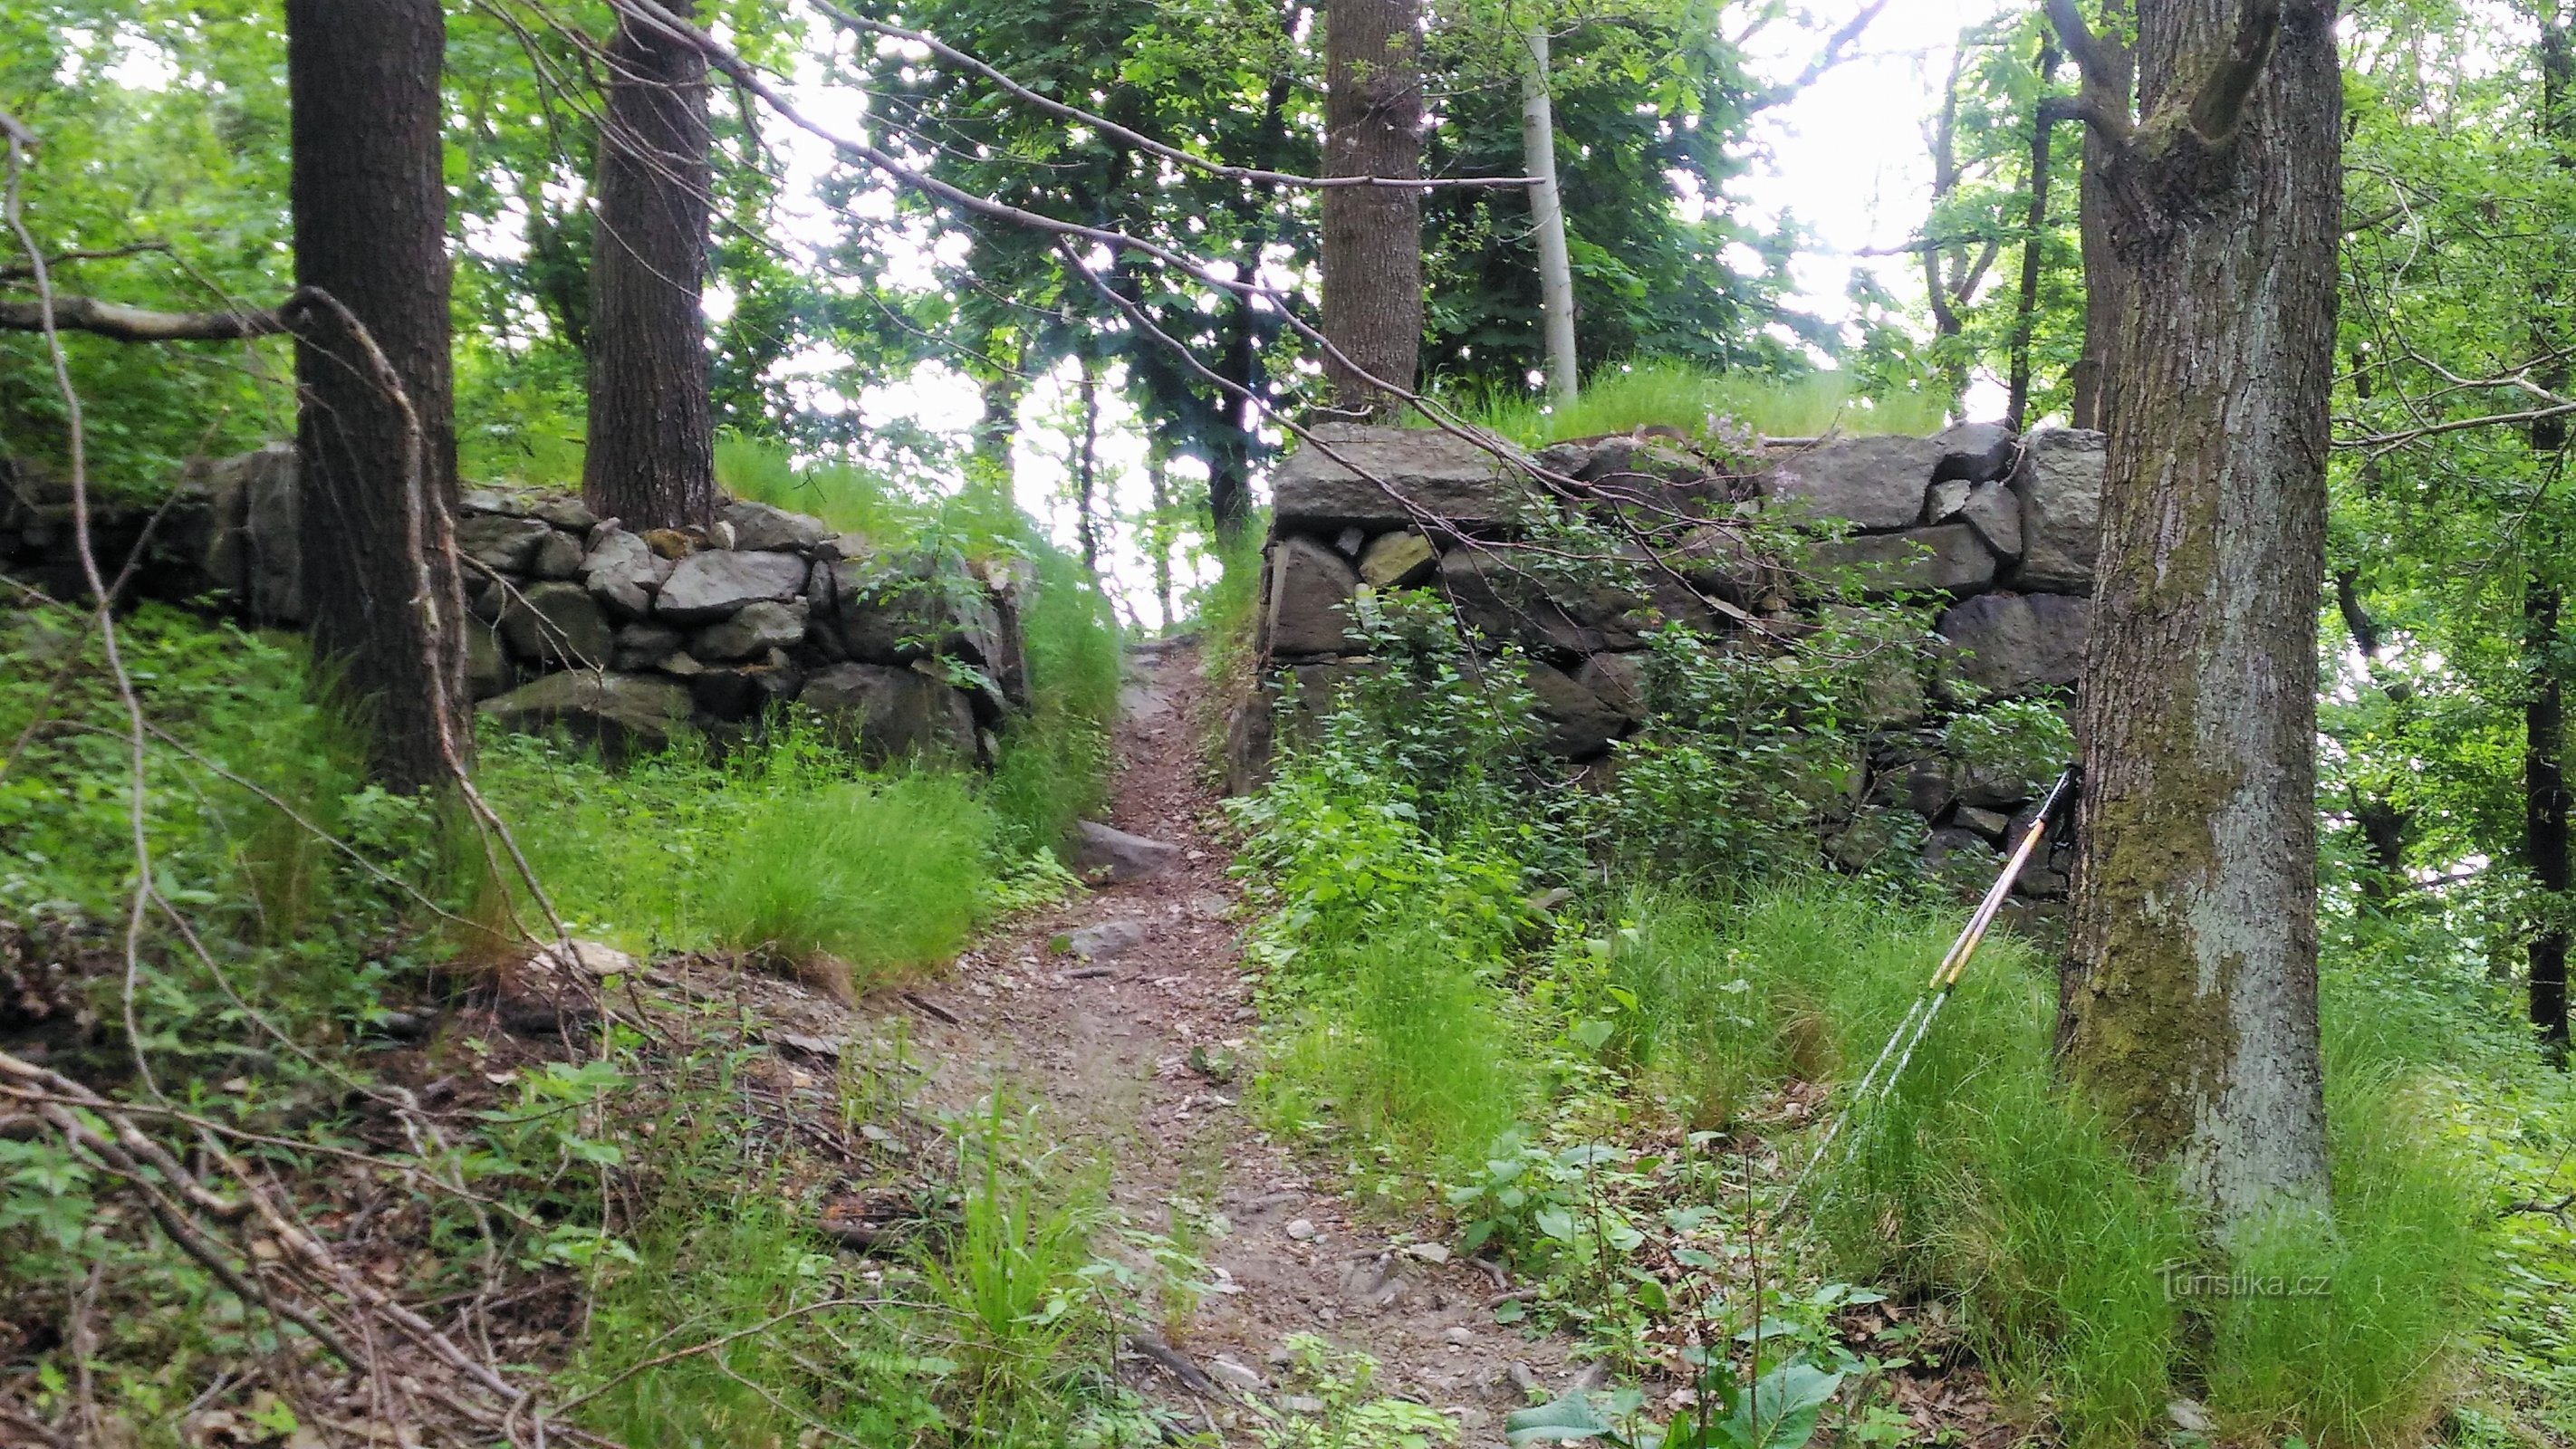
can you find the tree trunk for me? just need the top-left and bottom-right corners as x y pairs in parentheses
(1522, 23), (1578, 403)
(1072, 358), (1104, 578)
(969, 352), (1027, 493)
(583, 0), (715, 532)
(2530, 10), (2573, 1059)
(1321, 0), (1424, 416)
(1147, 451), (1175, 632)
(2070, 1), (2132, 434)
(2006, 37), (2061, 432)
(285, 0), (467, 794)
(2057, 0), (2341, 1223)
(2528, 580), (2571, 1056)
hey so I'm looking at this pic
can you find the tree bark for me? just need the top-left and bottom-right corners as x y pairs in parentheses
(1521, 22), (1578, 403)
(1147, 450), (1175, 631)
(2530, 10), (2573, 1059)
(1321, 0), (1424, 416)
(2527, 580), (2571, 1056)
(285, 0), (468, 795)
(1072, 357), (1104, 578)
(0, 297), (282, 341)
(2006, 37), (2062, 432)
(2057, 0), (2341, 1223)
(583, 0), (715, 532)
(2069, 0), (2132, 433)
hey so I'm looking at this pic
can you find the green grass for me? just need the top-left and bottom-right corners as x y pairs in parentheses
(716, 431), (1031, 560)
(1431, 360), (1952, 446)
(1595, 883), (2489, 1449)
(702, 772), (995, 975)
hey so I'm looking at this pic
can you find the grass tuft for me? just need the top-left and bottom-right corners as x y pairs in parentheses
(1432, 360), (1952, 446)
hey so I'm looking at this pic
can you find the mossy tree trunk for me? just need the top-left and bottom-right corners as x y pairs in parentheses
(1321, 0), (1424, 417)
(285, 0), (468, 794)
(2049, 0), (2341, 1223)
(583, 0), (715, 533)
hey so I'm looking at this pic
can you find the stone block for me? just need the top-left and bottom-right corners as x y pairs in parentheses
(1263, 537), (1361, 657)
(1927, 479), (2023, 560)
(528, 528), (585, 581)
(819, 559), (1005, 667)
(497, 580), (613, 667)
(1357, 529), (1437, 588)
(1936, 591), (2091, 696)
(2008, 428), (2103, 592)
(476, 671), (697, 759)
(1436, 550), (1615, 658)
(801, 661), (978, 763)
(611, 621), (685, 671)
(243, 446), (303, 624)
(722, 499), (828, 552)
(532, 494), (596, 532)
(1576, 651), (1648, 720)
(1527, 661), (1627, 760)
(691, 599), (808, 662)
(1929, 421), (2019, 485)
(456, 513), (554, 574)
(1808, 523), (1996, 597)
(1669, 523), (1781, 605)
(1270, 423), (1527, 531)
(1757, 435), (1946, 532)
(654, 548), (809, 624)
(464, 623), (514, 700)
(582, 526), (670, 620)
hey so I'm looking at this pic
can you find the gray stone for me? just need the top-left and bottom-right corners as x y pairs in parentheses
(582, 526), (673, 621)
(1669, 523), (1780, 604)
(456, 513), (554, 574)
(476, 671), (697, 759)
(242, 446), (303, 624)
(1906, 758), (1956, 817)
(1757, 435), (1945, 532)
(817, 559), (1005, 667)
(1436, 550), (1613, 657)
(1930, 421), (2019, 486)
(531, 495), (597, 533)
(464, 624), (514, 700)
(1527, 662), (1627, 760)
(1270, 423), (1527, 531)
(1357, 529), (1437, 588)
(655, 549), (809, 624)
(2008, 428), (2103, 592)
(1053, 918), (1150, 961)
(612, 621), (685, 671)
(1332, 525), (1367, 557)
(800, 661), (978, 762)
(459, 487), (524, 517)
(1264, 537), (1361, 657)
(658, 651), (706, 677)
(691, 599), (808, 661)
(1808, 523), (1996, 596)
(528, 528), (585, 581)
(497, 580), (613, 666)
(1937, 591), (2091, 696)
(1923, 826), (2003, 896)
(721, 499), (827, 552)
(1575, 651), (1648, 720)
(1955, 805), (2012, 842)
(1927, 479), (2024, 560)
(1071, 820), (1180, 883)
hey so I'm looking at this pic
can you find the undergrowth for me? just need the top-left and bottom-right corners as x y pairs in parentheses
(1228, 597), (2504, 1449)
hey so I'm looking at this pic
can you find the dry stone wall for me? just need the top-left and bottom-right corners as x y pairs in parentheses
(1, 446), (1027, 763)
(1235, 421), (2104, 908)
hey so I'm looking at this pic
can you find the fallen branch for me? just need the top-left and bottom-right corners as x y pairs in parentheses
(0, 294), (283, 341)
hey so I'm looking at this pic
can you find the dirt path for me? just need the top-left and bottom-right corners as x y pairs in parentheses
(889, 640), (1574, 1442)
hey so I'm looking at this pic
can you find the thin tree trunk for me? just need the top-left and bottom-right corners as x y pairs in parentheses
(1147, 451), (1175, 632)
(1522, 22), (1578, 403)
(583, 0), (715, 532)
(2006, 37), (2061, 432)
(2526, 5), (2572, 1060)
(1209, 72), (1293, 542)
(1072, 358), (1103, 578)
(2055, 0), (2341, 1223)
(1321, 0), (1424, 416)
(969, 347), (1027, 493)
(2070, 0), (2132, 434)
(285, 0), (467, 794)
(2528, 580), (2571, 1056)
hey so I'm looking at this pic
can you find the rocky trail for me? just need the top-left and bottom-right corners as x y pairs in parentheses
(889, 638), (1574, 1441)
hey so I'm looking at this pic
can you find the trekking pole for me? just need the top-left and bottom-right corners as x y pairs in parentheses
(1777, 764), (2081, 1218)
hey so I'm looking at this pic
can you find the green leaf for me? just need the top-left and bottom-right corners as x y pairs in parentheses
(1506, 1388), (1625, 1444)
(1718, 1363), (1844, 1449)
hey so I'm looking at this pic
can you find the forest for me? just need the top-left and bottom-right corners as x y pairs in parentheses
(3, 0), (2574, 1446)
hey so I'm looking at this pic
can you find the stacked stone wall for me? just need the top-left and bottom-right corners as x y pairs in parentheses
(1235, 421), (2105, 914)
(1, 446), (1025, 763)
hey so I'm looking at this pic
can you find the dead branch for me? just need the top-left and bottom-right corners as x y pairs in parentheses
(0, 294), (284, 340)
